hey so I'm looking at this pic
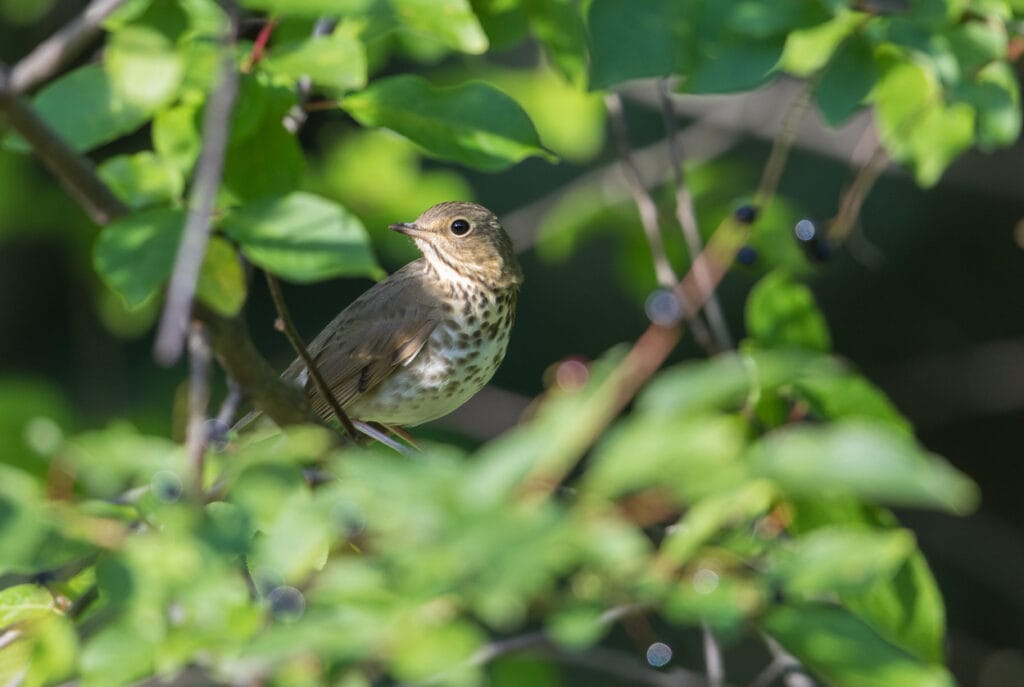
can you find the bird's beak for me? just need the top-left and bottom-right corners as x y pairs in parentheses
(389, 222), (426, 237)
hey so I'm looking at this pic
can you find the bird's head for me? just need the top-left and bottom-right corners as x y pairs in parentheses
(390, 201), (523, 290)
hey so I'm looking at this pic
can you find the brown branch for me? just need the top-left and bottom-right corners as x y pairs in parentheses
(8, 0), (128, 94)
(186, 322), (212, 494)
(604, 91), (718, 356)
(264, 272), (359, 440)
(702, 621), (725, 687)
(154, 9), (239, 366)
(0, 69), (127, 225)
(658, 79), (733, 351)
(193, 302), (320, 427)
(755, 81), (815, 205)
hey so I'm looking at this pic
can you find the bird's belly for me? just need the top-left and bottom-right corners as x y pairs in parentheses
(347, 319), (510, 426)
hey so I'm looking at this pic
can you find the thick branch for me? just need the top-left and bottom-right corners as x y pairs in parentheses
(193, 303), (319, 427)
(154, 20), (239, 365)
(8, 0), (128, 94)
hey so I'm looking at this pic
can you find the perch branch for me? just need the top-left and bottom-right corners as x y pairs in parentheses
(154, 13), (239, 366)
(604, 91), (718, 356)
(8, 0), (128, 94)
(186, 322), (213, 493)
(264, 272), (359, 440)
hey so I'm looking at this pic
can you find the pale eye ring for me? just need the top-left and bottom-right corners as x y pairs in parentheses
(450, 219), (471, 236)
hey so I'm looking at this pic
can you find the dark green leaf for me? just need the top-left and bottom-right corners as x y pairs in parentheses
(222, 113), (306, 202)
(342, 75), (553, 171)
(587, 0), (690, 89)
(524, 0), (588, 86)
(93, 207), (186, 308)
(746, 271), (832, 352)
(471, 0), (530, 50)
(968, 62), (1022, 149)
(750, 420), (979, 513)
(5, 65), (150, 153)
(762, 602), (954, 687)
(684, 37), (783, 94)
(222, 192), (383, 283)
(814, 32), (879, 125)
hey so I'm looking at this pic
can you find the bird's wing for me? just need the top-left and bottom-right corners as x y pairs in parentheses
(283, 261), (441, 421)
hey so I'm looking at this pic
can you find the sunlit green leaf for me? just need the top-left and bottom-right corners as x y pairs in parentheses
(763, 602), (954, 687)
(391, 0), (489, 54)
(222, 192), (383, 283)
(781, 10), (867, 76)
(342, 75), (553, 171)
(98, 151), (184, 209)
(746, 271), (832, 352)
(750, 421), (979, 514)
(196, 236), (246, 316)
(105, 24), (185, 109)
(261, 29), (367, 92)
(240, 0), (374, 16)
(93, 207), (185, 309)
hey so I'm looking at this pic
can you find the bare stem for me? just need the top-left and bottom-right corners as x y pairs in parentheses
(658, 79), (733, 351)
(604, 91), (718, 355)
(831, 142), (890, 241)
(702, 621), (725, 687)
(186, 322), (212, 494)
(263, 272), (359, 440)
(755, 81), (814, 206)
(154, 10), (239, 366)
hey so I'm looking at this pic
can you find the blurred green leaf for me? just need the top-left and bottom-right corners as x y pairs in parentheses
(196, 236), (246, 316)
(771, 526), (916, 597)
(222, 191), (383, 283)
(4, 65), (150, 153)
(240, 0), (374, 16)
(342, 75), (554, 171)
(261, 29), (367, 92)
(470, 0), (529, 50)
(81, 623), (156, 687)
(746, 271), (832, 352)
(794, 372), (912, 434)
(105, 24), (185, 110)
(152, 98), (202, 175)
(750, 421), (979, 514)
(524, 0), (588, 87)
(391, 0), (489, 54)
(763, 602), (954, 687)
(65, 423), (183, 498)
(967, 62), (1022, 149)
(0, 586), (77, 687)
(587, 0), (690, 89)
(781, 10), (867, 76)
(98, 151), (184, 209)
(0, 377), (74, 476)
(814, 32), (878, 125)
(684, 37), (784, 94)
(93, 207), (185, 309)
(872, 60), (975, 186)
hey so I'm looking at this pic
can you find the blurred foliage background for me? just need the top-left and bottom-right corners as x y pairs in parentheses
(1, 0), (1023, 686)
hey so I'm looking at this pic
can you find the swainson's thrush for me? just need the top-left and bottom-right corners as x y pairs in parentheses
(283, 201), (522, 427)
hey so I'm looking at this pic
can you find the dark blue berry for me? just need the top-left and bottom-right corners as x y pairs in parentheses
(735, 245), (758, 266)
(734, 204), (759, 224)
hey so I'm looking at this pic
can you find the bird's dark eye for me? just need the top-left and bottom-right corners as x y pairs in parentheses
(450, 219), (471, 236)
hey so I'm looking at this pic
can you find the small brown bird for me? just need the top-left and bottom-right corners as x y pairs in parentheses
(283, 201), (522, 428)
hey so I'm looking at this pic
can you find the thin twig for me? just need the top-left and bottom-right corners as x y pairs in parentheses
(0, 629), (22, 652)
(755, 82), (815, 205)
(0, 70), (127, 225)
(543, 645), (708, 687)
(604, 91), (718, 356)
(658, 79), (733, 351)
(8, 0), (128, 94)
(154, 7), (239, 366)
(215, 377), (244, 427)
(186, 322), (212, 494)
(702, 621), (725, 687)
(245, 17), (277, 71)
(263, 272), (359, 440)
(763, 636), (817, 687)
(284, 18), (337, 134)
(66, 584), (99, 620)
(831, 142), (890, 242)
(748, 658), (786, 687)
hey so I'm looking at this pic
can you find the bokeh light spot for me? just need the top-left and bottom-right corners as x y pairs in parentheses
(646, 641), (673, 667)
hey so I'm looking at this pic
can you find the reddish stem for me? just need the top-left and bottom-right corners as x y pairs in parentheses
(247, 18), (277, 71)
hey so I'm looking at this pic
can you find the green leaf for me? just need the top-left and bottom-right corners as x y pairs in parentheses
(471, 0), (530, 50)
(781, 10), (867, 77)
(684, 37), (784, 94)
(240, 0), (375, 16)
(814, 32), (879, 125)
(105, 24), (185, 109)
(0, 584), (58, 626)
(93, 207), (185, 309)
(0, 587), (77, 687)
(587, 0), (690, 89)
(746, 271), (832, 352)
(222, 192), (383, 283)
(391, 0), (489, 54)
(98, 151), (184, 209)
(196, 236), (246, 316)
(793, 372), (912, 434)
(261, 30), (367, 92)
(5, 65), (150, 153)
(81, 623), (156, 687)
(771, 526), (916, 597)
(750, 420), (979, 514)
(969, 62), (1022, 149)
(152, 98), (202, 175)
(222, 109), (306, 202)
(342, 75), (553, 171)
(762, 602), (954, 687)
(872, 60), (975, 186)
(524, 0), (588, 87)
(64, 423), (183, 498)
(0, 377), (74, 476)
